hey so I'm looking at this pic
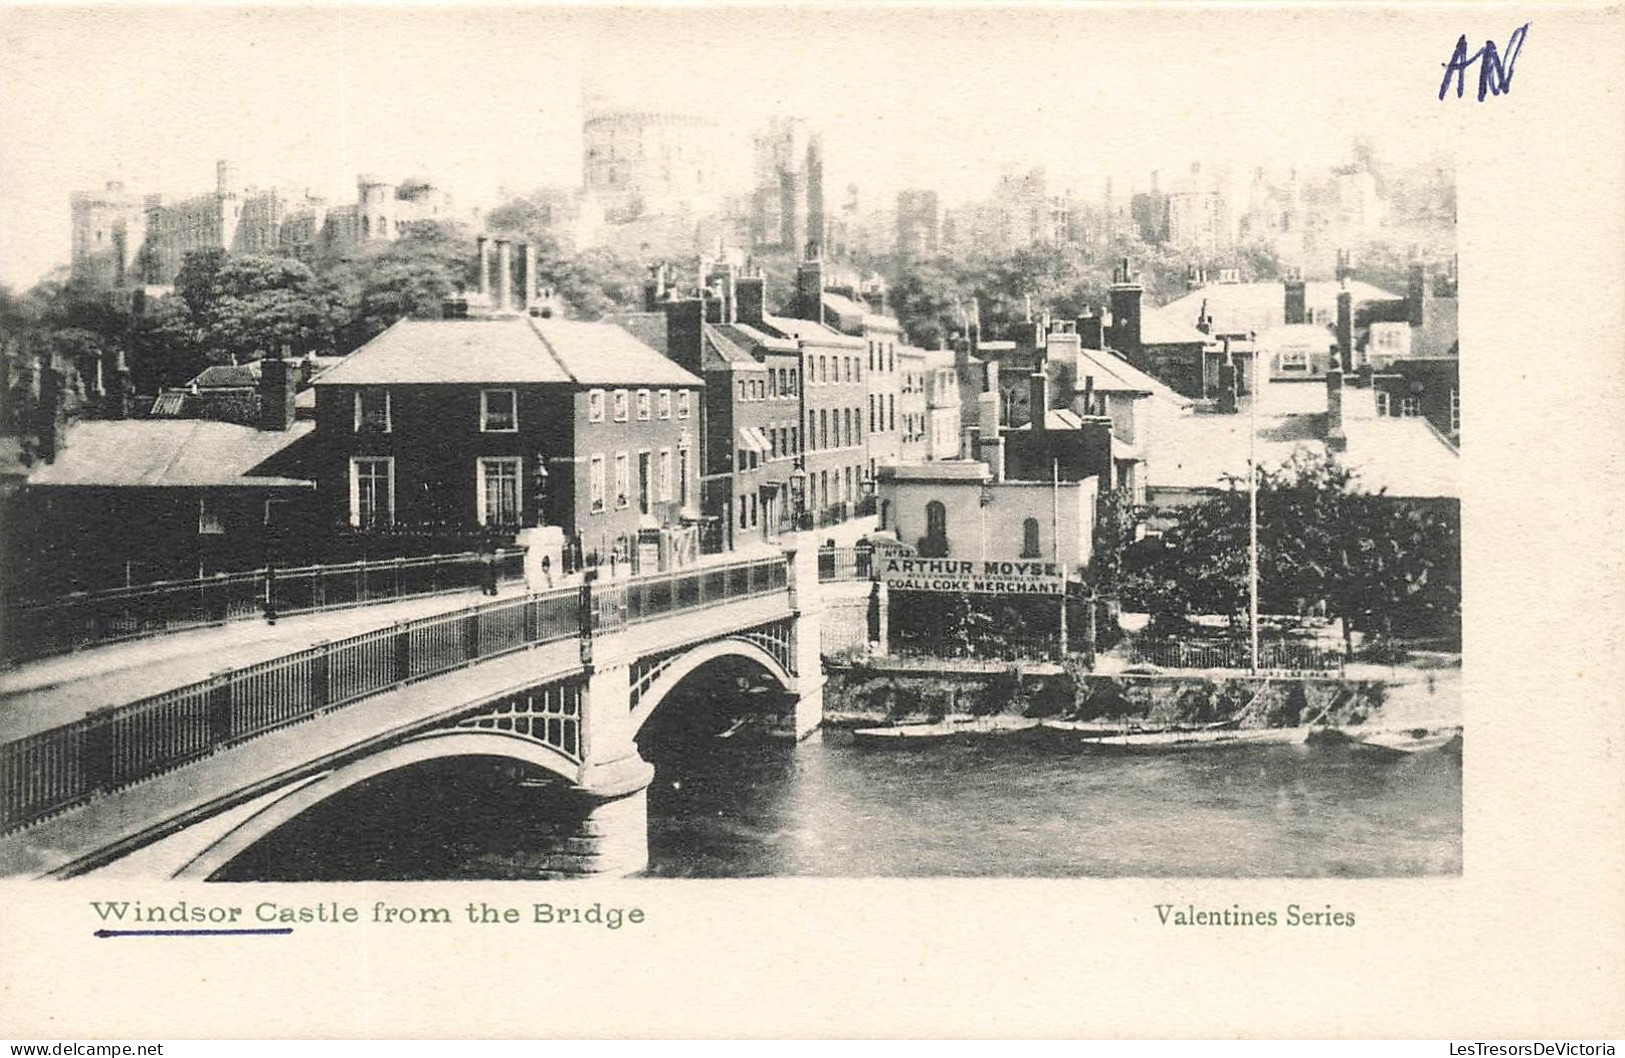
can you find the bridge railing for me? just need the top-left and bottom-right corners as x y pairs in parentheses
(0, 554), (790, 836)
(2, 549), (529, 665)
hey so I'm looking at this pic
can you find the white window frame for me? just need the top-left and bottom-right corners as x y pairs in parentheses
(613, 390), (629, 422)
(588, 389), (605, 424)
(658, 390), (672, 419)
(1449, 389), (1460, 434)
(1376, 391), (1391, 416)
(353, 389), (392, 433)
(348, 456), (395, 528)
(590, 454), (606, 514)
(678, 390), (691, 419)
(1400, 395), (1421, 418)
(637, 389), (652, 421)
(614, 452), (630, 509)
(659, 447), (673, 502)
(480, 389), (519, 433)
(475, 456), (524, 526)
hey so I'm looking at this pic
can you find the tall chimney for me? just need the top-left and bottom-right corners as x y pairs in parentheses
(1077, 311), (1103, 351)
(736, 273), (765, 325)
(1407, 263), (1427, 327)
(1108, 258), (1143, 364)
(979, 433), (1005, 483)
(477, 236), (492, 299)
(1081, 374), (1096, 417)
(643, 263), (668, 312)
(520, 242), (537, 313)
(1196, 298), (1213, 335)
(661, 297), (706, 378)
(258, 357), (296, 432)
(1325, 367), (1346, 451)
(1079, 415), (1114, 490)
(795, 242), (824, 322)
(1336, 285), (1353, 372)
(1284, 271), (1307, 325)
(495, 239), (513, 312)
(1217, 338), (1238, 415)
(1030, 369), (1050, 431)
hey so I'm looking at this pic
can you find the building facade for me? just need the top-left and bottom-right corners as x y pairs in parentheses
(310, 315), (702, 573)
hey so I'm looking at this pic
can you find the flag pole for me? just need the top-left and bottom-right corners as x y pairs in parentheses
(1248, 368), (1260, 675)
(1054, 457), (1066, 659)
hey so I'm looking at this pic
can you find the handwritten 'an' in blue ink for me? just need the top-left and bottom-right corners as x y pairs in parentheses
(1439, 23), (1530, 102)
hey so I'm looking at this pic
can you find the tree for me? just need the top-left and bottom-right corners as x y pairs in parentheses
(1121, 450), (1460, 655)
(325, 221), (478, 346)
(172, 251), (347, 363)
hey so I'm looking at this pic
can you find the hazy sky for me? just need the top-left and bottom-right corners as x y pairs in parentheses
(0, 4), (1461, 289)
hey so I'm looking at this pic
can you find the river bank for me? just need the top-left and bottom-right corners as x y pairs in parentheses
(821, 658), (1462, 734)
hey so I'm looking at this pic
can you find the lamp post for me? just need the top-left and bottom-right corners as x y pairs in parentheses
(789, 459), (808, 534)
(1248, 370), (1260, 676)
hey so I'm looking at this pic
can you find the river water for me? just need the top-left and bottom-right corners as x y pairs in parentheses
(217, 695), (1461, 880)
(639, 726), (1461, 878)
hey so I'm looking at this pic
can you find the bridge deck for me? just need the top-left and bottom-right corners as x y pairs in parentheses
(0, 584), (536, 742)
(0, 593), (794, 878)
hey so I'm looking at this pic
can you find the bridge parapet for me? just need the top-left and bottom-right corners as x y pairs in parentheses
(0, 555), (790, 840)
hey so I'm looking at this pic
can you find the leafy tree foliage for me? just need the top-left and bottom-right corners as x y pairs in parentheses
(1121, 451), (1459, 653)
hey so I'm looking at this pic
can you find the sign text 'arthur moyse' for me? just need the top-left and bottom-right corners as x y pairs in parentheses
(879, 558), (1066, 595)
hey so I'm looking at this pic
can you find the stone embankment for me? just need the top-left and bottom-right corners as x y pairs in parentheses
(822, 657), (1462, 732)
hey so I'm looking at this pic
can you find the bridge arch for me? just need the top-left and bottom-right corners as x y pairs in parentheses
(629, 636), (794, 736)
(174, 729), (581, 881)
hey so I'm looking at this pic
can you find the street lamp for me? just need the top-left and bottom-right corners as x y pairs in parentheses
(789, 459), (808, 532)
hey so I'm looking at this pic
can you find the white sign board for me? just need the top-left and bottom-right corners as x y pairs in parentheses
(879, 557), (1065, 595)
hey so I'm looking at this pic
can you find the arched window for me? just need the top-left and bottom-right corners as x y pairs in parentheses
(920, 500), (949, 558)
(1022, 517), (1042, 558)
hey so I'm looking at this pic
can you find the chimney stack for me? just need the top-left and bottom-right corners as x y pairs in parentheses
(736, 271), (765, 325)
(1079, 415), (1115, 490)
(1335, 248), (1353, 283)
(1407, 263), (1428, 327)
(476, 236), (492, 300)
(1325, 367), (1347, 451)
(1077, 310), (1103, 351)
(795, 242), (824, 322)
(1108, 258), (1143, 364)
(1283, 270), (1307, 326)
(1196, 298), (1213, 335)
(495, 239), (514, 312)
(520, 242), (537, 312)
(661, 296), (706, 379)
(1217, 338), (1239, 415)
(258, 356), (297, 432)
(1081, 375), (1096, 417)
(1030, 368), (1050, 431)
(1336, 284), (1353, 372)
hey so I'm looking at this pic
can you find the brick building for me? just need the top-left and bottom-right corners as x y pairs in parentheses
(310, 314), (702, 574)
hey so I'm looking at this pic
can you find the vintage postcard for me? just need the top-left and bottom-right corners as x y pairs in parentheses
(0, 0), (1620, 1041)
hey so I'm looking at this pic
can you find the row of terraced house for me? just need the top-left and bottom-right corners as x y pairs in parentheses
(2, 241), (966, 600)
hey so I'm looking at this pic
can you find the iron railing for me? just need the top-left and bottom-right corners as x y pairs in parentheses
(0, 554), (789, 836)
(2, 550), (528, 665)
(1126, 636), (1345, 674)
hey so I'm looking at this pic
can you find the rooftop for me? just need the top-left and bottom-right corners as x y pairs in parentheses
(760, 313), (866, 349)
(26, 420), (316, 489)
(1073, 345), (1194, 406)
(1155, 279), (1399, 337)
(312, 316), (702, 388)
(1148, 388), (1457, 499)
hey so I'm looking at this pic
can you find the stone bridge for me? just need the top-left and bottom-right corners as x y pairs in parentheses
(0, 548), (828, 880)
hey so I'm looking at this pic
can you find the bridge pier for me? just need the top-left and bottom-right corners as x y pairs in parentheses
(775, 542), (826, 741)
(543, 626), (654, 878)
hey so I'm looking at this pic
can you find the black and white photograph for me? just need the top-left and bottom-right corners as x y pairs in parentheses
(0, 4), (1478, 885)
(0, 0), (1620, 1043)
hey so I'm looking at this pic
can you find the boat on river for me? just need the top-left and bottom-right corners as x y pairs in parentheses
(1352, 725), (1463, 755)
(851, 716), (1040, 744)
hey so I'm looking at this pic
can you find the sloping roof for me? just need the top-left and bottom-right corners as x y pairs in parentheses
(1148, 396), (1457, 499)
(1139, 313), (1211, 346)
(27, 420), (316, 489)
(189, 364), (258, 388)
(1256, 323), (1337, 349)
(1075, 346), (1193, 406)
(760, 313), (866, 348)
(1155, 279), (1399, 337)
(703, 324), (763, 369)
(711, 322), (800, 355)
(821, 291), (900, 332)
(312, 317), (701, 388)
